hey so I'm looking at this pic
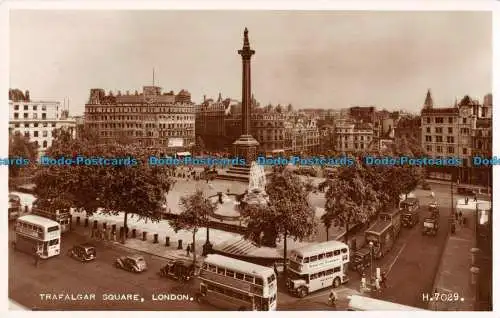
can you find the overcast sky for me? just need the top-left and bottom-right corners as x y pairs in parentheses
(10, 10), (492, 115)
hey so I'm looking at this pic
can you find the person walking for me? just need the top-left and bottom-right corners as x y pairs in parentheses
(34, 250), (40, 267)
(186, 244), (191, 257)
(273, 263), (279, 278)
(380, 272), (387, 288)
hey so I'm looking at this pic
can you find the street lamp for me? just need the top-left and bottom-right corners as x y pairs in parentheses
(369, 241), (374, 285)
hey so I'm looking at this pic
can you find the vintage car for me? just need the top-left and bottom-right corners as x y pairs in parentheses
(159, 259), (195, 281)
(422, 213), (439, 236)
(68, 243), (96, 262)
(351, 247), (371, 274)
(428, 202), (439, 216)
(115, 255), (147, 273)
(401, 210), (419, 228)
(399, 197), (420, 212)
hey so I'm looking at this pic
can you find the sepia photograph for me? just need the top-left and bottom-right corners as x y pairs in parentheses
(6, 8), (493, 312)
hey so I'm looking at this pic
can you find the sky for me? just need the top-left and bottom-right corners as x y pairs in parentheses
(10, 10), (492, 116)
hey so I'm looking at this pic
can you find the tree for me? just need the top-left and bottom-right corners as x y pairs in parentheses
(9, 132), (38, 178)
(168, 190), (217, 265)
(34, 134), (172, 241)
(322, 161), (379, 245)
(240, 170), (316, 275)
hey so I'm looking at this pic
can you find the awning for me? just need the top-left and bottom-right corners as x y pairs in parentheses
(177, 152), (191, 156)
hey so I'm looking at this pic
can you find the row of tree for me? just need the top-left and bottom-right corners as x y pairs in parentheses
(10, 127), (423, 275)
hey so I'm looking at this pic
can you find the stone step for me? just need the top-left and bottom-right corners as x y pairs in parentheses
(216, 174), (249, 182)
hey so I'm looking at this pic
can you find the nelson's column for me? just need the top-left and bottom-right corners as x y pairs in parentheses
(233, 27), (259, 165)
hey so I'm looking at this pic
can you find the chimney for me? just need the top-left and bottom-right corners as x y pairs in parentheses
(203, 95), (206, 102)
(25, 90), (30, 101)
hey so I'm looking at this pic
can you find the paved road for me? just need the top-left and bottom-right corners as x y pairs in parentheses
(373, 185), (456, 309)
(9, 229), (216, 311)
(9, 182), (464, 311)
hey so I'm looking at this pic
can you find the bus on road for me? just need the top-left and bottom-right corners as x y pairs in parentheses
(287, 240), (350, 298)
(13, 215), (61, 259)
(198, 254), (277, 311)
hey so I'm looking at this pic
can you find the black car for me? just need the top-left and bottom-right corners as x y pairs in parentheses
(351, 247), (371, 274)
(402, 210), (419, 228)
(68, 243), (97, 262)
(115, 255), (148, 273)
(159, 259), (195, 281)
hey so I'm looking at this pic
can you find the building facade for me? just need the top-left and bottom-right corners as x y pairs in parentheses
(8, 89), (76, 157)
(334, 119), (374, 153)
(84, 86), (195, 154)
(420, 90), (492, 184)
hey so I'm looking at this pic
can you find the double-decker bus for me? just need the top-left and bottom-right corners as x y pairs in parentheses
(8, 194), (22, 221)
(14, 215), (61, 259)
(32, 199), (71, 233)
(198, 254), (277, 311)
(287, 240), (350, 298)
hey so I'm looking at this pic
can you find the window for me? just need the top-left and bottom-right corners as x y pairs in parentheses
(310, 255), (318, 262)
(267, 274), (276, 284)
(303, 257), (310, 263)
(43, 131), (48, 137)
(446, 136), (454, 143)
(426, 117), (431, 124)
(208, 265), (217, 272)
(47, 226), (59, 232)
(33, 113), (38, 119)
(235, 272), (244, 280)
(52, 123), (55, 127)
(435, 117), (444, 124)
(42, 105), (47, 111)
(310, 273), (319, 280)
(447, 147), (454, 153)
(226, 270), (234, 278)
(448, 117), (453, 124)
(34, 131), (39, 137)
(217, 267), (225, 275)
(255, 277), (263, 285)
(326, 269), (334, 275)
(244, 275), (254, 283)
(23, 113), (28, 119)
(24, 123), (29, 128)
(318, 253), (325, 260)
(14, 123), (19, 128)
(436, 146), (442, 153)
(435, 127), (443, 134)
(24, 105), (28, 110)
(462, 118), (466, 124)
(462, 148), (467, 155)
(42, 113), (46, 120)
(334, 250), (340, 256)
(448, 127), (453, 134)
(325, 251), (333, 258)
(425, 136), (432, 142)
(33, 105), (37, 111)
(435, 136), (443, 143)
(49, 239), (59, 246)
(334, 266), (341, 273)
(14, 105), (19, 110)
(24, 132), (29, 138)
(426, 127), (430, 133)
(341, 248), (348, 253)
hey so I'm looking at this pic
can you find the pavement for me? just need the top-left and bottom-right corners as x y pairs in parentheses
(428, 224), (475, 311)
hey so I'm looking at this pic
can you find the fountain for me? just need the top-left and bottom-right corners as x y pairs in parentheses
(210, 162), (268, 220)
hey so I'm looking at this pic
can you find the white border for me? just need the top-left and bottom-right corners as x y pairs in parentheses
(1, 1), (498, 318)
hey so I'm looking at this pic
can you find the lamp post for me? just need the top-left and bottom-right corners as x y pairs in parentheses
(369, 241), (374, 285)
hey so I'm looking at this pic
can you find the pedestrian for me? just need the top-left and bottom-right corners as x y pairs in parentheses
(360, 274), (367, 292)
(328, 289), (337, 307)
(459, 211), (463, 225)
(186, 244), (191, 257)
(375, 278), (381, 293)
(431, 191), (435, 199)
(465, 197), (469, 204)
(474, 195), (477, 202)
(273, 263), (279, 278)
(34, 250), (40, 267)
(380, 272), (387, 288)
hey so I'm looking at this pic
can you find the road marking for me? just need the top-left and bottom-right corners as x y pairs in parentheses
(386, 242), (406, 276)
